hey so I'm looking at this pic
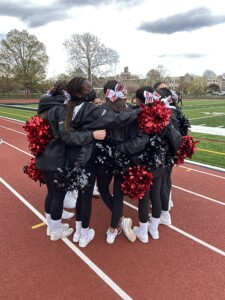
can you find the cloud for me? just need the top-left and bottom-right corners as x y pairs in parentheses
(158, 53), (205, 59)
(139, 7), (225, 34)
(0, 0), (143, 28)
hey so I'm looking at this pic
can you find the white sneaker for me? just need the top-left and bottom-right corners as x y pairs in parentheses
(64, 190), (78, 209)
(120, 218), (136, 242)
(46, 223), (69, 237)
(62, 209), (75, 220)
(79, 229), (95, 248)
(106, 228), (118, 244)
(50, 227), (73, 241)
(73, 231), (81, 243)
(133, 226), (148, 243)
(148, 225), (159, 240)
(160, 213), (172, 226)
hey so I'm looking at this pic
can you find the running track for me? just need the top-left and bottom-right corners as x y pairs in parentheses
(1, 116), (225, 300)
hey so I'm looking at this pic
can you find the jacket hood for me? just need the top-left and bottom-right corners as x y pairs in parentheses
(38, 95), (66, 114)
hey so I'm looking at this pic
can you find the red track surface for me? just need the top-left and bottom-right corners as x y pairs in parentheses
(1, 117), (225, 300)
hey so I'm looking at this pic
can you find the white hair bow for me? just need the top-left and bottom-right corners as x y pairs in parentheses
(144, 91), (161, 104)
(161, 95), (173, 107)
(106, 83), (125, 102)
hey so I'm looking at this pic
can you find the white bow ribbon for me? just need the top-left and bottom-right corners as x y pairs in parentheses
(106, 83), (125, 102)
(161, 95), (173, 107)
(144, 91), (161, 104)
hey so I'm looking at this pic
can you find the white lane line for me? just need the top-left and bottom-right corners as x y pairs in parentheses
(185, 160), (225, 174)
(0, 177), (133, 300)
(2, 140), (33, 157)
(0, 116), (25, 124)
(0, 125), (26, 135)
(172, 185), (225, 206)
(124, 201), (225, 257)
(180, 165), (225, 179)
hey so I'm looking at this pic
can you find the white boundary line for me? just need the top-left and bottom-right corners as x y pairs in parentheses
(0, 177), (133, 300)
(184, 160), (225, 174)
(124, 201), (225, 257)
(0, 116), (25, 124)
(0, 125), (26, 135)
(2, 140), (33, 157)
(172, 185), (225, 206)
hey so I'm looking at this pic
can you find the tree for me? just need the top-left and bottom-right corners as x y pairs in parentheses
(146, 64), (170, 86)
(203, 70), (216, 77)
(208, 83), (220, 92)
(0, 29), (49, 91)
(63, 32), (119, 84)
(187, 76), (208, 96)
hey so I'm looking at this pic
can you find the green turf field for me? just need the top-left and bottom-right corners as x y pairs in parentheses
(0, 106), (36, 121)
(181, 99), (225, 127)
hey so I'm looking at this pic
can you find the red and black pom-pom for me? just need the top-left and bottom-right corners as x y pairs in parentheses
(121, 166), (153, 200)
(138, 101), (171, 135)
(23, 115), (51, 156)
(176, 135), (199, 164)
(23, 157), (45, 185)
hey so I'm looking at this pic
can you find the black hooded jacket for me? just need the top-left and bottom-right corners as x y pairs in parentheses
(35, 95), (94, 171)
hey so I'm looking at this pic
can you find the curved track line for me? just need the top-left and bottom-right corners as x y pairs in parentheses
(2, 140), (33, 157)
(0, 177), (132, 300)
(0, 116), (25, 124)
(180, 165), (225, 179)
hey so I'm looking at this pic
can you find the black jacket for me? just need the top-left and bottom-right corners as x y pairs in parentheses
(36, 96), (94, 171)
(59, 102), (141, 167)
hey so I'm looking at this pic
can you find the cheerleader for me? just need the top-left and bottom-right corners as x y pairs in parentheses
(35, 81), (106, 241)
(135, 87), (181, 240)
(95, 80), (149, 244)
(62, 77), (141, 247)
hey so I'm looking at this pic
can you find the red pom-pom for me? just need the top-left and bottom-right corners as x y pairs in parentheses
(23, 115), (51, 156)
(23, 158), (45, 185)
(176, 135), (199, 164)
(121, 166), (153, 200)
(138, 101), (171, 135)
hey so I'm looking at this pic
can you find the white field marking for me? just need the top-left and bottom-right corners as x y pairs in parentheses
(0, 177), (133, 300)
(199, 124), (206, 126)
(0, 125), (26, 135)
(2, 140), (33, 157)
(190, 114), (225, 120)
(179, 165), (225, 179)
(184, 160), (225, 174)
(123, 201), (225, 257)
(0, 116), (25, 124)
(218, 126), (224, 128)
(172, 185), (225, 206)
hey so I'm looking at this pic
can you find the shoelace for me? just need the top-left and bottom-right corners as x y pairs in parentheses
(117, 226), (123, 235)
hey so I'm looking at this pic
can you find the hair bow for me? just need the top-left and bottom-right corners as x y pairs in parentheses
(171, 90), (178, 101)
(144, 91), (161, 104)
(106, 83), (125, 102)
(161, 95), (173, 107)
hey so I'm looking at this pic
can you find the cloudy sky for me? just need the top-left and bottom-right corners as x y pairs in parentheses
(1, 0), (225, 79)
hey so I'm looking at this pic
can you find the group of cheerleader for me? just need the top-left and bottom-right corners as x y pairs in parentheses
(24, 77), (196, 247)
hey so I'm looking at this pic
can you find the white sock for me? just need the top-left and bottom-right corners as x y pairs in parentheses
(75, 221), (82, 234)
(150, 217), (160, 231)
(161, 210), (170, 219)
(45, 213), (51, 229)
(51, 219), (61, 236)
(139, 222), (148, 235)
(169, 191), (172, 202)
(81, 227), (89, 239)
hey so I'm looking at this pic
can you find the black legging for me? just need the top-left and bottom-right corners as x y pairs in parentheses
(97, 173), (124, 228)
(76, 158), (96, 228)
(42, 171), (66, 220)
(150, 167), (168, 218)
(138, 192), (149, 223)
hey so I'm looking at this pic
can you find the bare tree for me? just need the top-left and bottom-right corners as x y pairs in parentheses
(0, 29), (49, 91)
(63, 32), (119, 84)
(146, 65), (170, 86)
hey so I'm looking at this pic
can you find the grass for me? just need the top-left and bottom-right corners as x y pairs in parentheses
(0, 106), (36, 121)
(181, 99), (225, 127)
(187, 132), (225, 169)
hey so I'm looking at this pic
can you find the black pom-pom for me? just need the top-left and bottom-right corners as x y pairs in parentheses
(54, 165), (90, 192)
(176, 110), (191, 136)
